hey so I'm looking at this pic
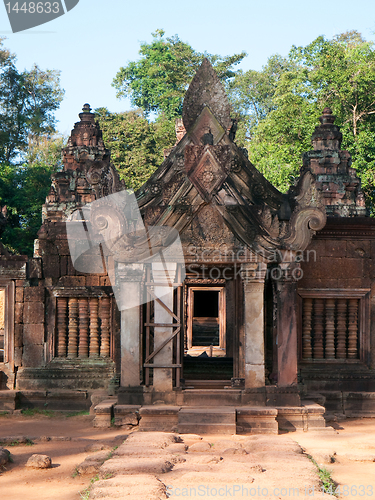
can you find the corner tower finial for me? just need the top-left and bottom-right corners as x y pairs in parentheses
(182, 58), (231, 133)
(311, 107), (342, 150)
(302, 108), (367, 216)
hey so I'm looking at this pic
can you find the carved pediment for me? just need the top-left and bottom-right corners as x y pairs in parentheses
(136, 60), (327, 261)
(187, 106), (226, 145)
(182, 58), (232, 133)
(185, 146), (230, 202)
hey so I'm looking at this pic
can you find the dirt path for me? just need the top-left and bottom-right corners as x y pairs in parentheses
(295, 419), (375, 500)
(0, 414), (375, 499)
(0, 413), (130, 500)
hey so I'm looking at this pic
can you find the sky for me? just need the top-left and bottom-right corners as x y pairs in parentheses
(1, 0), (375, 135)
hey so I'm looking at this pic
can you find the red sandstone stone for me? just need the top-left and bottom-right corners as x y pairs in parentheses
(24, 287), (45, 302)
(14, 324), (23, 347)
(22, 345), (44, 367)
(15, 287), (24, 302)
(23, 302), (45, 324)
(15, 303), (23, 324)
(23, 324), (44, 345)
(43, 256), (60, 278)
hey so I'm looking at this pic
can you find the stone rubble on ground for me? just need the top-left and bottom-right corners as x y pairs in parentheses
(86, 431), (331, 500)
(0, 447), (11, 466)
(25, 454), (52, 469)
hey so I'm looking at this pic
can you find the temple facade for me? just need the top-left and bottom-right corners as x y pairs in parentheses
(1, 60), (375, 430)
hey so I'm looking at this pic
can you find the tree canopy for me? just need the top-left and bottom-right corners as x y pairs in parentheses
(112, 29), (246, 120)
(235, 31), (375, 209)
(95, 107), (175, 191)
(3, 30), (375, 254)
(0, 37), (65, 255)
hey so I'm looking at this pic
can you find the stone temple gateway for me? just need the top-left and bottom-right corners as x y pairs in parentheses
(1, 59), (375, 433)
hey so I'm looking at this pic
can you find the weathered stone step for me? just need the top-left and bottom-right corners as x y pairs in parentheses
(236, 407), (278, 434)
(139, 406), (180, 432)
(178, 406), (236, 434)
(183, 389), (241, 406)
(0, 390), (17, 411)
(183, 379), (231, 389)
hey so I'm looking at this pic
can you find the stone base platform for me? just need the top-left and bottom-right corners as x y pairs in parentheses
(178, 407), (236, 434)
(118, 385), (301, 407)
(0, 389), (94, 412)
(94, 401), (329, 434)
(0, 390), (17, 411)
(304, 391), (375, 419)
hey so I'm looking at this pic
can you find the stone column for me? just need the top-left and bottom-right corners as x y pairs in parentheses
(152, 262), (177, 393)
(275, 261), (300, 386)
(240, 263), (267, 388)
(118, 263), (144, 387)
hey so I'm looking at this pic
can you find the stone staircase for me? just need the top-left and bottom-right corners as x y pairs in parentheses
(94, 397), (329, 435)
(178, 407), (236, 434)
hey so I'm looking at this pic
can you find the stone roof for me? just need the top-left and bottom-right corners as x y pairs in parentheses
(137, 60), (326, 261)
(302, 107), (367, 217)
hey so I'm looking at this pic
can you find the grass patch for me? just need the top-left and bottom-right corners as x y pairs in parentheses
(106, 445), (118, 461)
(79, 474), (114, 500)
(0, 438), (34, 447)
(78, 446), (117, 498)
(308, 455), (338, 496)
(65, 410), (90, 418)
(21, 408), (55, 417)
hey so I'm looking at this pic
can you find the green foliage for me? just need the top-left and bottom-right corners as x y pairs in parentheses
(0, 438), (34, 446)
(21, 407), (55, 418)
(308, 455), (337, 496)
(0, 38), (64, 164)
(95, 107), (175, 191)
(65, 410), (90, 417)
(0, 37), (64, 255)
(0, 134), (66, 255)
(234, 31), (375, 209)
(113, 29), (246, 120)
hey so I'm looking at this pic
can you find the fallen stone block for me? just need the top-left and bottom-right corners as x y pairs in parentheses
(100, 456), (175, 476)
(76, 450), (111, 475)
(90, 473), (168, 499)
(25, 454), (52, 469)
(125, 431), (180, 448)
(0, 447), (10, 466)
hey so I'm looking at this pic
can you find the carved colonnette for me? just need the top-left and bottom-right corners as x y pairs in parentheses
(49, 287), (114, 361)
(298, 289), (370, 364)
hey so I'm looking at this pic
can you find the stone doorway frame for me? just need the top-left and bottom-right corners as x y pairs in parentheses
(0, 280), (15, 382)
(186, 286), (226, 353)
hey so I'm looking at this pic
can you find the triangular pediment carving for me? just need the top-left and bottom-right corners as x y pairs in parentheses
(137, 60), (327, 262)
(182, 58), (232, 133)
(185, 145), (229, 202)
(187, 106), (226, 145)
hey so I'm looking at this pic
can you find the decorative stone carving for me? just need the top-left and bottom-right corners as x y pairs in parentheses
(302, 107), (367, 217)
(78, 298), (89, 358)
(67, 297), (78, 358)
(42, 104), (124, 224)
(186, 146), (228, 201)
(138, 59), (327, 263)
(182, 58), (232, 133)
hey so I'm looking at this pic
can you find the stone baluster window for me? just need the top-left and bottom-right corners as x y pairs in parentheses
(56, 296), (112, 358)
(299, 290), (369, 362)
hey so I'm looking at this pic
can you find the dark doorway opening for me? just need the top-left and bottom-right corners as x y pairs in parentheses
(184, 286), (232, 385)
(192, 290), (219, 347)
(193, 291), (219, 317)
